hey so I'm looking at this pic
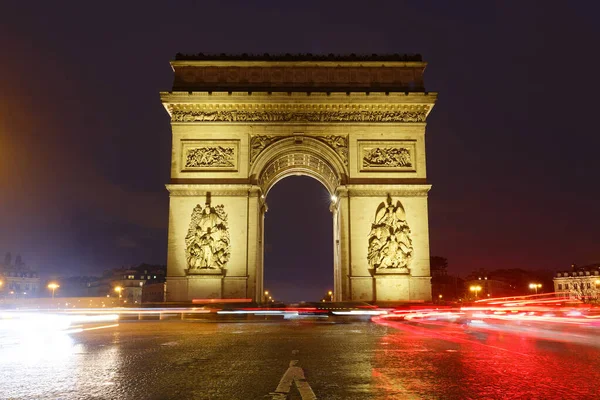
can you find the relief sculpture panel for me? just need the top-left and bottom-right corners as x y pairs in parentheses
(185, 201), (231, 273)
(359, 141), (416, 172)
(367, 196), (413, 273)
(181, 140), (239, 171)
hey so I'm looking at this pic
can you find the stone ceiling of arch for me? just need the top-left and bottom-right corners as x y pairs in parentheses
(258, 152), (340, 194)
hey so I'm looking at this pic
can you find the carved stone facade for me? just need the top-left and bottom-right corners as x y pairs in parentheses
(185, 147), (235, 168)
(250, 135), (280, 163)
(363, 147), (411, 168)
(170, 106), (430, 123)
(368, 197), (414, 273)
(250, 134), (348, 166)
(163, 55), (435, 303)
(359, 141), (416, 172)
(185, 202), (231, 272)
(316, 135), (348, 166)
(181, 141), (239, 171)
(258, 151), (341, 194)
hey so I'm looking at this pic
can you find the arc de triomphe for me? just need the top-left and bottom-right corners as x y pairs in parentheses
(161, 54), (436, 303)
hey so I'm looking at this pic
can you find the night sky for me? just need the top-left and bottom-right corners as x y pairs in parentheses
(1, 1), (599, 302)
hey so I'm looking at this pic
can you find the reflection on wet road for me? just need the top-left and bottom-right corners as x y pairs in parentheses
(1, 320), (599, 399)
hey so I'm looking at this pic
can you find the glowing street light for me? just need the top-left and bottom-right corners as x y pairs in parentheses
(114, 286), (123, 300)
(529, 283), (542, 294)
(47, 283), (59, 299)
(328, 290), (333, 301)
(469, 285), (482, 299)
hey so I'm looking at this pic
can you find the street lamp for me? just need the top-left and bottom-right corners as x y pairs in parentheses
(529, 283), (542, 294)
(469, 285), (482, 299)
(328, 290), (333, 301)
(114, 286), (123, 304)
(47, 283), (59, 299)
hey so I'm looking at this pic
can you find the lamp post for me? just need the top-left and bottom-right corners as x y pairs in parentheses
(469, 285), (482, 300)
(328, 290), (333, 302)
(114, 286), (123, 305)
(264, 290), (269, 304)
(529, 283), (542, 294)
(47, 283), (59, 299)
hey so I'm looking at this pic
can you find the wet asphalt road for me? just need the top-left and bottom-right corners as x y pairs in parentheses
(1, 318), (600, 400)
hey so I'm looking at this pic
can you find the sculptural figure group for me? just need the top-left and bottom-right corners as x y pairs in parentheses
(185, 202), (231, 271)
(368, 196), (413, 272)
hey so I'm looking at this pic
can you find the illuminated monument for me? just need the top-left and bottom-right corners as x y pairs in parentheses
(161, 54), (437, 302)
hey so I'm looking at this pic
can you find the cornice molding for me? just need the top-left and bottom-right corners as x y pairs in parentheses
(166, 184), (258, 197)
(345, 184), (432, 197)
(161, 91), (437, 101)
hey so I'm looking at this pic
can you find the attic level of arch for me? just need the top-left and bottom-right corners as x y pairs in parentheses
(170, 58), (429, 92)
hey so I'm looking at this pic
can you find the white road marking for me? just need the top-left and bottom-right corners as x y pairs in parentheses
(270, 359), (317, 400)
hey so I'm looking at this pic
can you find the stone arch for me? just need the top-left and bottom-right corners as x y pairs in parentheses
(250, 136), (348, 195)
(163, 56), (436, 304)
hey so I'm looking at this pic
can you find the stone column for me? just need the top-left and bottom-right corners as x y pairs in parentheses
(245, 186), (262, 302)
(334, 187), (351, 301)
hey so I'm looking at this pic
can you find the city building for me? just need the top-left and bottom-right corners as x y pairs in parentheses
(47, 264), (167, 304)
(463, 268), (550, 300)
(103, 264), (166, 305)
(554, 263), (600, 302)
(0, 253), (41, 298)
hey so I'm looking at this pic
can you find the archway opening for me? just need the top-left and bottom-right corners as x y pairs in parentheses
(263, 175), (333, 303)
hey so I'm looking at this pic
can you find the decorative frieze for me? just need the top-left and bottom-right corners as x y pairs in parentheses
(359, 140), (416, 172)
(181, 140), (239, 171)
(168, 104), (430, 123)
(368, 196), (413, 273)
